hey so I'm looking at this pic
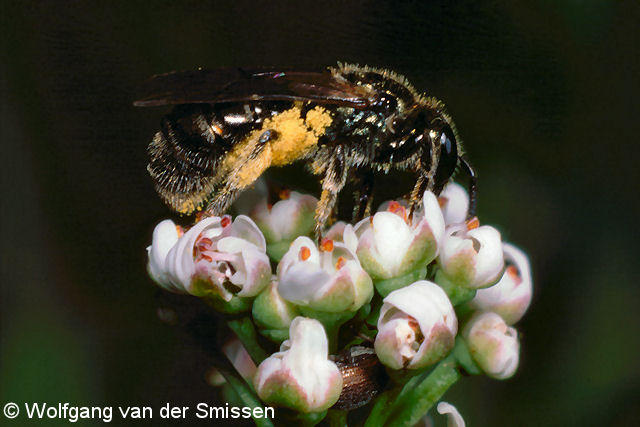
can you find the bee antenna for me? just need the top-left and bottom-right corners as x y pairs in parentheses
(459, 154), (478, 218)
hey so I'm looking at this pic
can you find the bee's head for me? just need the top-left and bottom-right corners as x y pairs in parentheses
(431, 121), (459, 193)
(409, 107), (460, 193)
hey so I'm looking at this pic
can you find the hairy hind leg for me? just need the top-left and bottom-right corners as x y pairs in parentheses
(352, 168), (375, 221)
(314, 148), (348, 238)
(407, 174), (427, 221)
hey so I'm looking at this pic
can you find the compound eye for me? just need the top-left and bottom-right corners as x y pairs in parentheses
(434, 126), (458, 191)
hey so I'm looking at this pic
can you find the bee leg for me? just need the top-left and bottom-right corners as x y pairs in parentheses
(204, 130), (274, 217)
(315, 148), (348, 239)
(407, 174), (427, 221)
(352, 168), (375, 221)
(459, 154), (478, 218)
(204, 185), (243, 217)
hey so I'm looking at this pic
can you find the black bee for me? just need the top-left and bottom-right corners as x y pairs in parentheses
(135, 63), (477, 235)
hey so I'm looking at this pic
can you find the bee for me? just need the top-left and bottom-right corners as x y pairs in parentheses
(135, 63), (477, 235)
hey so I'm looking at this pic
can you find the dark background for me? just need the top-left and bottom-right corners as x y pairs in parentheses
(1, 1), (639, 426)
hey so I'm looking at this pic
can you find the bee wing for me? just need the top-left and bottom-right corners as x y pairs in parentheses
(133, 68), (373, 108)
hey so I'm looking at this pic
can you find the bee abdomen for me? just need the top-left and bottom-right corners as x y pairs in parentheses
(147, 105), (229, 214)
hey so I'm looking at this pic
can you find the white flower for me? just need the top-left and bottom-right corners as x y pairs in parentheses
(438, 223), (504, 289)
(463, 312), (520, 379)
(254, 317), (343, 413)
(374, 280), (457, 370)
(147, 216), (271, 301)
(222, 337), (257, 383)
(147, 219), (182, 292)
(278, 236), (373, 313)
(251, 191), (317, 260)
(438, 182), (469, 225)
(324, 221), (359, 254)
(469, 243), (533, 324)
(437, 402), (466, 427)
(357, 191), (445, 280)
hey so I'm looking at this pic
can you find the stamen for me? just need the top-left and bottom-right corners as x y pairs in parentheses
(198, 237), (213, 246)
(320, 238), (334, 252)
(199, 253), (213, 263)
(437, 196), (449, 208)
(175, 225), (185, 237)
(506, 265), (522, 284)
(221, 216), (231, 228)
(279, 188), (291, 200)
(299, 246), (311, 261)
(335, 256), (346, 270)
(466, 216), (480, 230)
(388, 200), (408, 222)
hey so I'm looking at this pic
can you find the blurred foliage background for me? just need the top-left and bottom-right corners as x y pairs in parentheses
(1, 1), (638, 425)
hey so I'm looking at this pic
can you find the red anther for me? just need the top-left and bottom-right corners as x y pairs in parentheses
(388, 201), (401, 212)
(195, 211), (206, 223)
(175, 225), (185, 237)
(506, 265), (522, 284)
(437, 196), (449, 207)
(267, 203), (273, 212)
(299, 246), (311, 261)
(320, 238), (334, 252)
(198, 237), (213, 247)
(221, 216), (231, 227)
(369, 216), (374, 226)
(335, 256), (346, 270)
(199, 253), (213, 263)
(407, 316), (420, 331)
(465, 216), (480, 230)
(388, 200), (408, 222)
(279, 188), (291, 200)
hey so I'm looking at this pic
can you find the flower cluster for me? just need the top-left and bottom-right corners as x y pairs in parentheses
(146, 182), (533, 424)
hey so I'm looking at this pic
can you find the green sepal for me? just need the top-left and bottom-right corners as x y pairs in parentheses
(202, 294), (253, 314)
(266, 241), (293, 262)
(453, 336), (482, 375)
(434, 269), (477, 306)
(374, 267), (426, 297)
(258, 328), (289, 343)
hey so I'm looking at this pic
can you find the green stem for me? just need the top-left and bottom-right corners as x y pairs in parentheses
(364, 372), (424, 427)
(374, 267), (427, 297)
(218, 368), (274, 427)
(384, 356), (461, 427)
(328, 409), (348, 427)
(227, 317), (269, 363)
(363, 389), (395, 427)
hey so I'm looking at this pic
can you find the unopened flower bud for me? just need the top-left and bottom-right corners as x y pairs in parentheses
(254, 317), (343, 412)
(463, 312), (520, 379)
(374, 280), (457, 370)
(438, 224), (504, 289)
(250, 191), (318, 260)
(252, 278), (300, 342)
(469, 243), (532, 324)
